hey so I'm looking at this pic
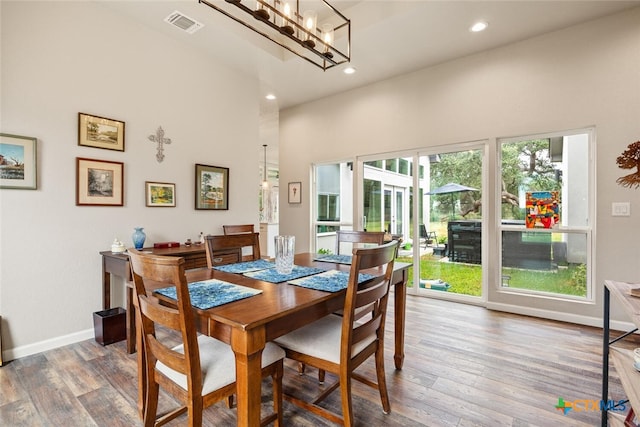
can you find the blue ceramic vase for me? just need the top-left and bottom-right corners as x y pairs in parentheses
(132, 227), (146, 249)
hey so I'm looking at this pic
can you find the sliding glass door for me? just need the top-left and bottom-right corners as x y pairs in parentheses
(312, 146), (485, 302)
(412, 146), (485, 300)
(310, 130), (593, 314)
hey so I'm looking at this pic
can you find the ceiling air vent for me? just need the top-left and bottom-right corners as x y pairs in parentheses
(164, 11), (204, 34)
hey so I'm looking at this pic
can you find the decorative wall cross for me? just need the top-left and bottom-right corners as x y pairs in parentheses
(148, 126), (172, 163)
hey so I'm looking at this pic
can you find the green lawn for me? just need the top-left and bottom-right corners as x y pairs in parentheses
(397, 254), (586, 297)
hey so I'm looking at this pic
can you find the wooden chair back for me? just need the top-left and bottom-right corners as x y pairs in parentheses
(129, 248), (284, 426)
(223, 224), (255, 235)
(335, 230), (386, 255)
(128, 249), (205, 424)
(204, 232), (261, 268)
(343, 240), (397, 364)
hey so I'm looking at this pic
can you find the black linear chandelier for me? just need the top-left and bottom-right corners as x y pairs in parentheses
(199, 0), (351, 71)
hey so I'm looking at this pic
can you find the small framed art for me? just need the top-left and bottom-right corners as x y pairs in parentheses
(78, 112), (125, 151)
(288, 181), (301, 204)
(146, 181), (176, 207)
(0, 133), (37, 189)
(76, 157), (124, 206)
(195, 164), (229, 210)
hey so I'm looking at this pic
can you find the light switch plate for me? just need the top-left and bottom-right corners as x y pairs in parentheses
(612, 202), (630, 216)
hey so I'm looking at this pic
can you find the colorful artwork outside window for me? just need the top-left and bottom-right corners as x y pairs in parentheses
(525, 191), (560, 229)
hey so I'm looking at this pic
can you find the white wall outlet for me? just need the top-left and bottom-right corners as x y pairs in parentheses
(612, 202), (631, 217)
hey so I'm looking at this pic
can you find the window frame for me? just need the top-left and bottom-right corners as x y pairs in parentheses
(496, 127), (595, 302)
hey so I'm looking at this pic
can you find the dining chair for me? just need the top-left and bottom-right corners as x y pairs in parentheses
(128, 249), (284, 427)
(335, 230), (386, 255)
(204, 232), (261, 268)
(274, 240), (398, 427)
(223, 224), (255, 235)
(297, 229), (387, 381)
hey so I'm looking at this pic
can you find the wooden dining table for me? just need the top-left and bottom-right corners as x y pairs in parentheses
(139, 252), (411, 426)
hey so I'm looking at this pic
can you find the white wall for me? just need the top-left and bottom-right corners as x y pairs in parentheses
(279, 8), (640, 324)
(0, 2), (262, 358)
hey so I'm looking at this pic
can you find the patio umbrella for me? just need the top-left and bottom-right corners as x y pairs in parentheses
(425, 182), (478, 220)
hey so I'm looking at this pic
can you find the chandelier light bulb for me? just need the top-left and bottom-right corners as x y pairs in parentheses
(280, 2), (294, 34)
(321, 24), (334, 58)
(302, 10), (317, 48)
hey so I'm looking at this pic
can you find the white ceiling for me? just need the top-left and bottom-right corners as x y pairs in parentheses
(102, 0), (639, 111)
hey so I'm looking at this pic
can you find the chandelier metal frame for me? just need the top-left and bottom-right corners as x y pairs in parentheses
(199, 0), (351, 71)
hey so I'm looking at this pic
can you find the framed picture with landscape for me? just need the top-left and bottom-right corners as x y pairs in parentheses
(0, 133), (37, 189)
(195, 164), (229, 210)
(78, 112), (125, 151)
(76, 157), (124, 206)
(146, 181), (176, 207)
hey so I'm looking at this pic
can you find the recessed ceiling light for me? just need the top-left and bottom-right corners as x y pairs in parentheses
(470, 21), (488, 32)
(343, 66), (356, 75)
(265, 94), (277, 100)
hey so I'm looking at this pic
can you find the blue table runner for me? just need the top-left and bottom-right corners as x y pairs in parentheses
(154, 279), (262, 310)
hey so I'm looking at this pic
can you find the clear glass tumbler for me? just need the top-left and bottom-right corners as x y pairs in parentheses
(274, 235), (295, 274)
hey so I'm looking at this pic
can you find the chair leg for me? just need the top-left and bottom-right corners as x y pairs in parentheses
(339, 371), (354, 427)
(226, 394), (234, 408)
(375, 348), (391, 414)
(297, 362), (305, 375)
(187, 399), (203, 427)
(143, 381), (160, 427)
(318, 369), (325, 384)
(273, 361), (284, 426)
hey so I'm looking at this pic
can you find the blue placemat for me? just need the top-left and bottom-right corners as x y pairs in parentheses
(154, 279), (262, 310)
(313, 254), (353, 265)
(288, 270), (376, 292)
(213, 259), (275, 274)
(243, 265), (325, 283)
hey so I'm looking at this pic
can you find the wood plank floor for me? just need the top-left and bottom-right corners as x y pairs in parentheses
(0, 295), (635, 426)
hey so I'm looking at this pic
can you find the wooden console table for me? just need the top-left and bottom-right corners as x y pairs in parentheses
(100, 245), (207, 308)
(100, 245), (207, 352)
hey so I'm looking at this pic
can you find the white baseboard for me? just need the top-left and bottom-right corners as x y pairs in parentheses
(2, 328), (94, 363)
(485, 301), (635, 332)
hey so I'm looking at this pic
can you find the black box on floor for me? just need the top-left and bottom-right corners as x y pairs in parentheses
(93, 307), (126, 346)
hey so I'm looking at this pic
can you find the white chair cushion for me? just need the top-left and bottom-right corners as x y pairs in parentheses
(156, 335), (285, 394)
(274, 314), (376, 365)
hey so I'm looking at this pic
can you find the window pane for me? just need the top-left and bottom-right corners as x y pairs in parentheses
(385, 159), (397, 172)
(399, 159), (409, 175)
(501, 231), (587, 297)
(328, 195), (339, 220)
(365, 160), (382, 169)
(317, 194), (328, 220)
(313, 162), (352, 254)
(501, 134), (589, 227)
(363, 179), (382, 231)
(395, 190), (403, 235)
